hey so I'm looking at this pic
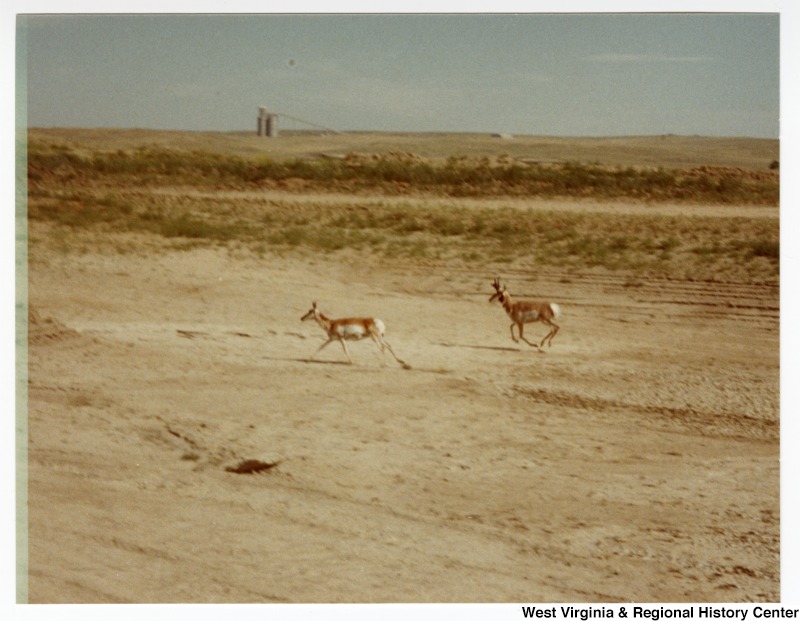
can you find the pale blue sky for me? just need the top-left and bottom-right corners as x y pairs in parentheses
(19, 12), (780, 137)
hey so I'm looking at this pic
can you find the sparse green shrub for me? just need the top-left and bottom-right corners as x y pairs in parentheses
(26, 136), (779, 282)
(748, 239), (779, 260)
(157, 214), (250, 241)
(27, 143), (779, 204)
(431, 214), (467, 236)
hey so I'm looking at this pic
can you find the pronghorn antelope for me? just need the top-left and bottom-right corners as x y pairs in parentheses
(300, 301), (410, 368)
(489, 277), (561, 350)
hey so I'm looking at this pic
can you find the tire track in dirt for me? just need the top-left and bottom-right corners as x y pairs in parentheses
(506, 385), (777, 441)
(392, 265), (777, 318)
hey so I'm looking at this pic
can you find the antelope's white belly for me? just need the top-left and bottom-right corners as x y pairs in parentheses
(520, 309), (541, 322)
(336, 324), (368, 339)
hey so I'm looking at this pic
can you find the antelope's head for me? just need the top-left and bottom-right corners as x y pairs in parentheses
(489, 277), (509, 304)
(301, 301), (321, 322)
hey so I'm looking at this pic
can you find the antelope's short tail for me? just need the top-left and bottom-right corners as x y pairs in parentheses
(550, 303), (561, 318)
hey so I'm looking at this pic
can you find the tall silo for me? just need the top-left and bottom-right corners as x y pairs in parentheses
(257, 107), (269, 136)
(257, 107), (278, 138)
(266, 113), (278, 138)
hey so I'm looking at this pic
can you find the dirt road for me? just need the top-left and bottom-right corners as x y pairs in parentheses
(25, 205), (779, 602)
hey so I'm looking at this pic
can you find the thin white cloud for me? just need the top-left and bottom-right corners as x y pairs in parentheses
(586, 53), (713, 63)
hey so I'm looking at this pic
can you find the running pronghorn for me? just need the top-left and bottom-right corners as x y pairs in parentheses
(300, 301), (410, 368)
(489, 277), (561, 350)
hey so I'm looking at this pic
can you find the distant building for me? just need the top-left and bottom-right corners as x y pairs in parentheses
(257, 107), (278, 138)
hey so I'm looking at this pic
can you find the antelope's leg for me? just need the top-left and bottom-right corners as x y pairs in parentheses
(509, 323), (520, 343)
(339, 339), (354, 364)
(370, 334), (388, 366)
(370, 334), (406, 367)
(312, 338), (335, 359)
(548, 322), (560, 347)
(539, 320), (560, 348)
(518, 322), (539, 348)
(381, 339), (407, 365)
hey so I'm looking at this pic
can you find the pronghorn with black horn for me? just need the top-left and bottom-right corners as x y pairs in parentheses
(301, 301), (410, 368)
(489, 277), (561, 350)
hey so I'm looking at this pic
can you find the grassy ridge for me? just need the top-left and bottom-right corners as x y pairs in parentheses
(27, 143), (779, 204)
(26, 134), (779, 283)
(28, 186), (779, 283)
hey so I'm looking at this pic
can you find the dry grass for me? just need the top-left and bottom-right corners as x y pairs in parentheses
(27, 186), (778, 284)
(24, 128), (779, 285)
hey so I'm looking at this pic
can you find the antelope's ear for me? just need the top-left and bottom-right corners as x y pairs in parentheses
(312, 301), (317, 308)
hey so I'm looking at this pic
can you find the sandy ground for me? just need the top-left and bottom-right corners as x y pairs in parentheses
(24, 199), (780, 603)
